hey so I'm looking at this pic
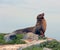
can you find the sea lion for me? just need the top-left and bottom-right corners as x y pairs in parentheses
(34, 13), (46, 37)
(13, 13), (46, 37)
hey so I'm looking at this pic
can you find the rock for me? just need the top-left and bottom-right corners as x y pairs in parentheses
(43, 48), (52, 50)
(4, 33), (17, 42)
(23, 32), (39, 41)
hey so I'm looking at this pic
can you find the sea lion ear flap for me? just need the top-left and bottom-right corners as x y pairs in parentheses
(41, 13), (44, 16)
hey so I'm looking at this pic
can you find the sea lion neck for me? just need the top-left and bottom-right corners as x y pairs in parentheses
(37, 19), (43, 23)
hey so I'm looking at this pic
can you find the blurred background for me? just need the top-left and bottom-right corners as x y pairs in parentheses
(0, 0), (60, 40)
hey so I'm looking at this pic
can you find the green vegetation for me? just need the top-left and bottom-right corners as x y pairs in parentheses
(0, 33), (26, 44)
(38, 36), (47, 40)
(40, 40), (60, 50)
(5, 34), (26, 44)
(0, 34), (5, 44)
(0, 33), (47, 45)
(23, 45), (43, 50)
(23, 40), (60, 50)
(0, 33), (60, 50)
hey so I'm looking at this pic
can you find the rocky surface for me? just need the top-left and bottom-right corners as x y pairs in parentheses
(0, 38), (53, 50)
(43, 48), (52, 50)
(0, 40), (47, 50)
(23, 32), (39, 41)
(4, 33), (16, 42)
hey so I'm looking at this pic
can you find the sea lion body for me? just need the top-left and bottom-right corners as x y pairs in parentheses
(34, 18), (46, 36)
(13, 13), (46, 37)
(13, 27), (34, 34)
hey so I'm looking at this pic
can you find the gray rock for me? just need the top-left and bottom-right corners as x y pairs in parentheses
(23, 32), (39, 41)
(17, 47), (23, 50)
(43, 48), (52, 50)
(4, 33), (17, 42)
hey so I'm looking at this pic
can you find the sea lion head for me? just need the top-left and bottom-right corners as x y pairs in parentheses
(37, 13), (44, 21)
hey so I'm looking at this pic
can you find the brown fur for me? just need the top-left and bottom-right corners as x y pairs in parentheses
(33, 13), (46, 36)
(13, 13), (46, 36)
